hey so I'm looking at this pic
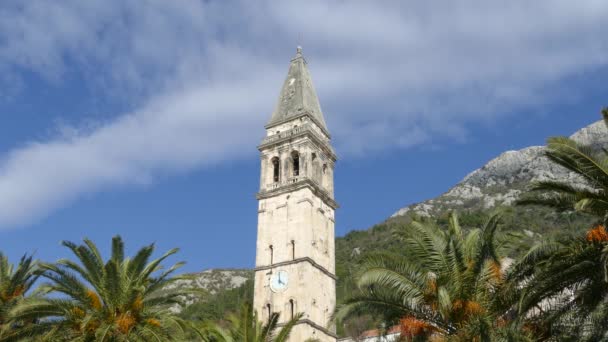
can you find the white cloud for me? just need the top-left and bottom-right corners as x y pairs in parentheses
(0, 0), (607, 228)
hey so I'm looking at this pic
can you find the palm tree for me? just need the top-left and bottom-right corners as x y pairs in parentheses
(517, 108), (608, 224)
(0, 253), (38, 337)
(510, 108), (608, 340)
(335, 212), (526, 341)
(2, 236), (195, 341)
(507, 228), (608, 341)
(198, 303), (302, 342)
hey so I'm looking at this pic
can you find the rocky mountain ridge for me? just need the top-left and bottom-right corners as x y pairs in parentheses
(167, 268), (251, 311)
(392, 120), (608, 218)
(173, 269), (251, 294)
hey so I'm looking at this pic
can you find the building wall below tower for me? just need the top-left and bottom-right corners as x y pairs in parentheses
(256, 187), (335, 273)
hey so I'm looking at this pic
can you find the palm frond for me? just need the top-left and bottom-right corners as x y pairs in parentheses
(273, 312), (304, 342)
(545, 136), (608, 189)
(111, 235), (125, 264)
(5, 236), (193, 341)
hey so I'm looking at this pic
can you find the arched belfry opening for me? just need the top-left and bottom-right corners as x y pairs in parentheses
(291, 151), (300, 176)
(272, 157), (280, 183)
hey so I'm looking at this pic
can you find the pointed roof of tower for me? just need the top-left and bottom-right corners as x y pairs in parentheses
(267, 47), (328, 133)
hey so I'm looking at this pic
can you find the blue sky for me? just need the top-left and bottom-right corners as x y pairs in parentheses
(0, 1), (607, 272)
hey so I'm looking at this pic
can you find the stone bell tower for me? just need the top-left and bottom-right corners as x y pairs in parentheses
(253, 47), (338, 342)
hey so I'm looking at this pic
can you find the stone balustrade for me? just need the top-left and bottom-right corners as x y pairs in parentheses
(265, 176), (303, 191)
(260, 123), (328, 146)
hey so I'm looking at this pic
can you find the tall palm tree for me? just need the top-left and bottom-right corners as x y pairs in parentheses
(335, 212), (526, 341)
(2, 236), (195, 341)
(0, 253), (38, 336)
(198, 303), (302, 342)
(510, 108), (608, 340)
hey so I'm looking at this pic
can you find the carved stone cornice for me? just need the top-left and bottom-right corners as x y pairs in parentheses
(258, 122), (337, 162)
(254, 257), (337, 280)
(265, 112), (331, 139)
(256, 178), (339, 210)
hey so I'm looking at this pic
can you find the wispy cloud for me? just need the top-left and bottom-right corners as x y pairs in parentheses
(0, 0), (607, 228)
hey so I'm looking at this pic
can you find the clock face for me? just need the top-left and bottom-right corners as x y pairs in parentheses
(270, 270), (289, 292)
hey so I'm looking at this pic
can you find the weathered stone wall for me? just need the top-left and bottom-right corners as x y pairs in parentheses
(253, 261), (336, 334)
(254, 187), (336, 323)
(259, 122), (335, 197)
(254, 118), (337, 341)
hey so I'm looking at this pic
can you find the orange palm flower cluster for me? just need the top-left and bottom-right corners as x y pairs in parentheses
(132, 294), (143, 311)
(586, 224), (608, 243)
(146, 318), (161, 327)
(424, 278), (438, 310)
(85, 290), (102, 310)
(488, 260), (502, 281)
(452, 299), (484, 317)
(72, 307), (85, 318)
(400, 316), (432, 338)
(116, 312), (137, 334)
(0, 285), (25, 302)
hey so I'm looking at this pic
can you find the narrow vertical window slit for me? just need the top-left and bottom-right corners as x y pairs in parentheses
(266, 303), (272, 322)
(269, 245), (274, 265)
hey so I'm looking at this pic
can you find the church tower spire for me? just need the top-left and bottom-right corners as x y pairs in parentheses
(266, 47), (329, 136)
(253, 48), (338, 342)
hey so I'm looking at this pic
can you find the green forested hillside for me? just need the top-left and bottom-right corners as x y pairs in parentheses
(333, 205), (593, 335)
(181, 205), (594, 337)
